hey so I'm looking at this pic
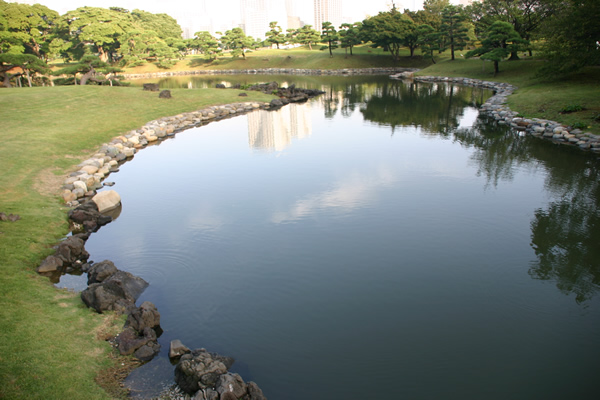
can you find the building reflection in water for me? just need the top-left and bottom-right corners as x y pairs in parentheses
(247, 103), (311, 151)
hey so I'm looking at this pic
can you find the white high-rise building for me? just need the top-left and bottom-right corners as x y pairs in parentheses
(314, 0), (342, 32)
(241, 0), (287, 40)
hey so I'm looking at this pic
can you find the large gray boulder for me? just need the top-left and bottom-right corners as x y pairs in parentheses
(81, 270), (148, 313)
(216, 373), (247, 399)
(125, 301), (161, 332)
(115, 326), (160, 361)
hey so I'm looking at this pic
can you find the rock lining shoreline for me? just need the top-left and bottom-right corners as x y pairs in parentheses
(391, 72), (600, 152)
(121, 67), (417, 80)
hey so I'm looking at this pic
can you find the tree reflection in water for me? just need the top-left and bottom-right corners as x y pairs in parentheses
(454, 115), (600, 303)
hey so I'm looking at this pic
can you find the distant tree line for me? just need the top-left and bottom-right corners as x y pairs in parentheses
(1, 0), (598, 86)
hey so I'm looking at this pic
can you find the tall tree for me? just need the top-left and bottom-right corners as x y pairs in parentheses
(265, 21), (285, 49)
(295, 24), (320, 50)
(466, 21), (528, 75)
(439, 5), (469, 60)
(220, 27), (255, 59)
(360, 6), (416, 61)
(60, 7), (135, 63)
(339, 22), (362, 56)
(421, 0), (451, 30)
(192, 31), (222, 60)
(320, 21), (338, 57)
(416, 24), (439, 64)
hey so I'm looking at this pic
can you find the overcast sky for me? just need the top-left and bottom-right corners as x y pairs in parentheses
(13, 0), (427, 21)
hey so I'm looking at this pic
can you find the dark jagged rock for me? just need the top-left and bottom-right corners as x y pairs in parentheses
(68, 200), (112, 233)
(125, 301), (161, 332)
(247, 81), (324, 108)
(0, 212), (20, 222)
(115, 326), (160, 361)
(87, 260), (118, 284)
(143, 83), (160, 91)
(81, 270), (148, 313)
(159, 90), (172, 99)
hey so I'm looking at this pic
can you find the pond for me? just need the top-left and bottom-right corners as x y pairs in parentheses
(64, 76), (600, 399)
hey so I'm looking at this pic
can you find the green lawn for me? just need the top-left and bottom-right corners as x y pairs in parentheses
(121, 45), (433, 74)
(0, 86), (274, 400)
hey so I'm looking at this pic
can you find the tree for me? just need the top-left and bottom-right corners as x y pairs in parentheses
(464, 0), (555, 58)
(53, 54), (108, 85)
(417, 24), (439, 64)
(360, 6), (416, 61)
(465, 21), (528, 75)
(295, 25), (320, 50)
(0, 53), (48, 87)
(130, 9), (182, 41)
(0, 2), (60, 60)
(265, 21), (285, 49)
(539, 0), (600, 75)
(439, 5), (469, 60)
(320, 21), (338, 57)
(421, 0), (451, 30)
(339, 22), (362, 57)
(60, 7), (135, 63)
(220, 28), (255, 59)
(192, 31), (222, 60)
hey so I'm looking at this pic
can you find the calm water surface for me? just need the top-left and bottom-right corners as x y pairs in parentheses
(69, 77), (600, 399)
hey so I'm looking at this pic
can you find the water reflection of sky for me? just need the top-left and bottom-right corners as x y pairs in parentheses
(67, 78), (600, 400)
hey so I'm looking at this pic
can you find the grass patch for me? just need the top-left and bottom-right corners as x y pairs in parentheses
(121, 45), (433, 74)
(417, 56), (600, 134)
(0, 85), (274, 399)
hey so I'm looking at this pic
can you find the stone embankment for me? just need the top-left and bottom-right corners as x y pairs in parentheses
(122, 67), (417, 80)
(391, 72), (600, 153)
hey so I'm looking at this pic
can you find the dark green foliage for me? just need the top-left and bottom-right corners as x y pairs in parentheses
(265, 21), (286, 49)
(320, 22), (338, 57)
(439, 5), (469, 61)
(465, 21), (528, 75)
(220, 28), (255, 59)
(294, 25), (321, 50)
(339, 22), (362, 56)
(360, 6), (417, 61)
(539, 0), (600, 75)
(0, 53), (48, 87)
(192, 31), (222, 61)
(559, 104), (584, 114)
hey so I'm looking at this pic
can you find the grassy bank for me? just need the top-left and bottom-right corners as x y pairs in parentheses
(0, 86), (274, 399)
(416, 56), (600, 135)
(120, 45), (432, 74)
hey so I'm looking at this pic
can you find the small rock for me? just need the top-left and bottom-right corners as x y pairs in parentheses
(169, 339), (191, 359)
